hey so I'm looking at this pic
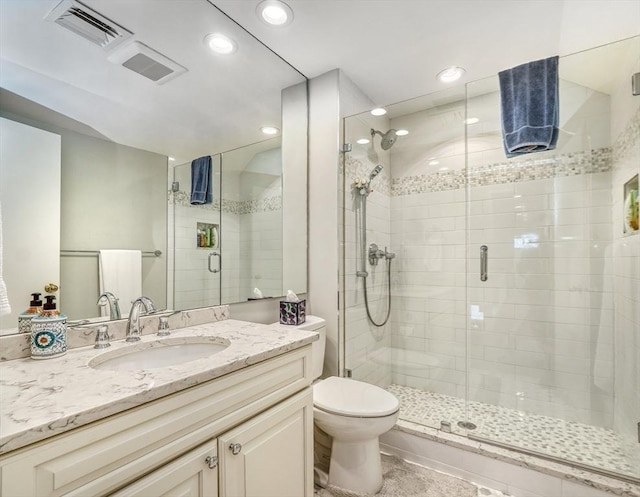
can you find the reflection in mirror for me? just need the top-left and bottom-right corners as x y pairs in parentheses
(171, 138), (284, 309)
(222, 139), (285, 304)
(0, 0), (308, 335)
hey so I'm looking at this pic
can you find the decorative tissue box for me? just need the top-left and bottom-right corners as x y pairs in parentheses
(279, 299), (306, 325)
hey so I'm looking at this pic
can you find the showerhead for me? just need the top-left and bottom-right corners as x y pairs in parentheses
(369, 164), (383, 181)
(371, 128), (398, 150)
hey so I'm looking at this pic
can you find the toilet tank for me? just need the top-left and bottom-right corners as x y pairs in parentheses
(283, 315), (326, 380)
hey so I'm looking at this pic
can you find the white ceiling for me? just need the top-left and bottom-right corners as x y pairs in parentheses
(0, 0), (304, 164)
(215, 0), (640, 106)
(1, 0), (638, 164)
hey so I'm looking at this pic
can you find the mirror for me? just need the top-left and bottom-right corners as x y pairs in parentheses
(0, 0), (307, 334)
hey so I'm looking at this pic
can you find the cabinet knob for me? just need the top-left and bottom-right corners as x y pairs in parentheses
(229, 443), (242, 455)
(205, 455), (218, 469)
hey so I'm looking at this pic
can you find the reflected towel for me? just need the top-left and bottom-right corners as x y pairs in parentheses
(190, 156), (213, 205)
(0, 202), (10, 316)
(499, 56), (559, 158)
(98, 250), (141, 316)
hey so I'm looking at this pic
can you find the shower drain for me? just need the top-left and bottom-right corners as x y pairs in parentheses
(457, 421), (477, 430)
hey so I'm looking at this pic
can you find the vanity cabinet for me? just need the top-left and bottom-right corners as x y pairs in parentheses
(0, 346), (313, 497)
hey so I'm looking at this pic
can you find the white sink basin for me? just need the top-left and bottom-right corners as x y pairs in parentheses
(89, 336), (231, 371)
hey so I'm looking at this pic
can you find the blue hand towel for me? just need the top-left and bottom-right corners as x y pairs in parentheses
(190, 156), (213, 205)
(499, 56), (559, 158)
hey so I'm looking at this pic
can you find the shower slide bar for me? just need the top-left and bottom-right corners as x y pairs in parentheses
(60, 249), (162, 257)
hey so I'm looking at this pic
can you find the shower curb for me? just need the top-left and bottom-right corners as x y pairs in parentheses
(380, 421), (640, 497)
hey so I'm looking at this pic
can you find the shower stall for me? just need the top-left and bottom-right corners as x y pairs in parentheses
(340, 37), (639, 482)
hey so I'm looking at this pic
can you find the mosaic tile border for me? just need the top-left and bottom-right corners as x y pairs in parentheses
(390, 147), (613, 196)
(388, 384), (640, 480)
(169, 190), (281, 215)
(613, 107), (640, 164)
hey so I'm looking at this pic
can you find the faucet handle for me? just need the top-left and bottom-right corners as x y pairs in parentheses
(157, 316), (170, 337)
(94, 325), (111, 349)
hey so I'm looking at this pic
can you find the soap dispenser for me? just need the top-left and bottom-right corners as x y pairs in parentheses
(30, 295), (67, 360)
(18, 293), (43, 334)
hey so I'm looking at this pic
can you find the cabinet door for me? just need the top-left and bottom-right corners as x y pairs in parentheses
(109, 439), (218, 497)
(218, 388), (313, 497)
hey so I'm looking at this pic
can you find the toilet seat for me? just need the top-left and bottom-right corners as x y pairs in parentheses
(313, 376), (399, 418)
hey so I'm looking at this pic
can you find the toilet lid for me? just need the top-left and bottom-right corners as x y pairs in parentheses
(313, 376), (399, 418)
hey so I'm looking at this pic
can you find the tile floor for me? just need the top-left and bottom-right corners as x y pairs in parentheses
(314, 454), (512, 497)
(388, 384), (639, 480)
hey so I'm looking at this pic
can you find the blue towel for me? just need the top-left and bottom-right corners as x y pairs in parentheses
(499, 56), (559, 158)
(190, 156), (213, 205)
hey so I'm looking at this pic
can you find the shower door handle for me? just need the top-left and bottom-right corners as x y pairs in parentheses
(480, 245), (488, 282)
(208, 251), (220, 273)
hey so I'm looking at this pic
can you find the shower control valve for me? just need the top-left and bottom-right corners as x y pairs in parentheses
(368, 243), (386, 266)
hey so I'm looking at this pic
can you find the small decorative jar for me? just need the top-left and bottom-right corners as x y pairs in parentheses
(31, 295), (67, 360)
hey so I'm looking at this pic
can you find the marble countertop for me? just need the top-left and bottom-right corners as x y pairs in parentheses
(0, 319), (317, 455)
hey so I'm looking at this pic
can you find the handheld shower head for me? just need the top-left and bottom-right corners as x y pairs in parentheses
(369, 164), (383, 181)
(371, 128), (398, 150)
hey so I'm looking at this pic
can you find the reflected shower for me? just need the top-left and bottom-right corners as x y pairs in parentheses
(371, 128), (398, 150)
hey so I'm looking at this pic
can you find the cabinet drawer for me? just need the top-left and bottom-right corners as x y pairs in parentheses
(0, 346), (311, 497)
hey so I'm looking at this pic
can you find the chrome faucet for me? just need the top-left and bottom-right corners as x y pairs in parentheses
(125, 296), (156, 342)
(96, 292), (121, 320)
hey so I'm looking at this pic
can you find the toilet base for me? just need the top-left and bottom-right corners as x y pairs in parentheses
(329, 438), (383, 495)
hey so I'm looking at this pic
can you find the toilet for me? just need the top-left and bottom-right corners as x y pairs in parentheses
(281, 316), (400, 495)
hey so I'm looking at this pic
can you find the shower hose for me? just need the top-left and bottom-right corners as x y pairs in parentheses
(362, 257), (392, 328)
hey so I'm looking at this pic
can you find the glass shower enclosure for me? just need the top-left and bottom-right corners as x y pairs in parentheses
(341, 36), (639, 481)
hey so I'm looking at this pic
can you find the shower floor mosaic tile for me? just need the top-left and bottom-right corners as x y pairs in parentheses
(388, 384), (640, 480)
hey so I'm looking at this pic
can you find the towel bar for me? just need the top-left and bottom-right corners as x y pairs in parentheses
(60, 249), (162, 257)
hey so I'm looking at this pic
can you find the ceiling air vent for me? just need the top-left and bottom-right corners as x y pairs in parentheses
(107, 41), (187, 85)
(45, 0), (132, 50)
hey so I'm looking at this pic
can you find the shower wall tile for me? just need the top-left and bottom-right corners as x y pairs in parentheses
(389, 146), (616, 426)
(610, 100), (640, 447)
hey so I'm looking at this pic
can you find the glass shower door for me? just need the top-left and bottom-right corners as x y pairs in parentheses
(464, 38), (640, 480)
(172, 155), (222, 310)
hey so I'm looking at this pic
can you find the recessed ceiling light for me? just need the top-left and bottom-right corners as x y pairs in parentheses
(437, 66), (465, 83)
(428, 159), (440, 166)
(168, 157), (175, 161)
(395, 129), (409, 136)
(257, 0), (294, 26)
(464, 117), (479, 125)
(370, 108), (387, 116)
(261, 126), (280, 135)
(204, 33), (237, 54)
(439, 166), (450, 172)
(356, 138), (370, 145)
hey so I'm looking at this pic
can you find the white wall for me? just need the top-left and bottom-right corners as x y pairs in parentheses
(308, 69), (378, 377)
(309, 70), (341, 377)
(59, 131), (168, 319)
(0, 113), (167, 322)
(282, 81), (309, 296)
(0, 118), (60, 332)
